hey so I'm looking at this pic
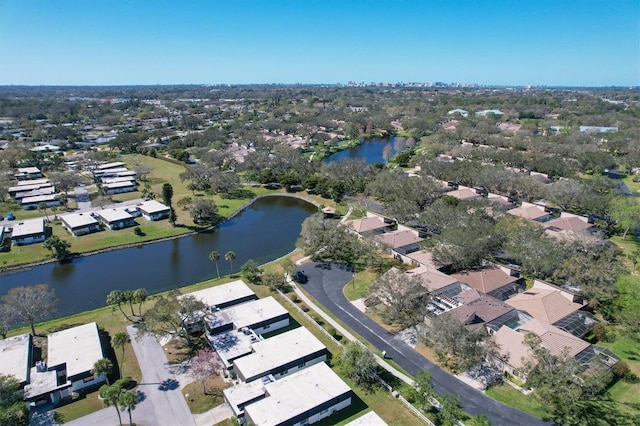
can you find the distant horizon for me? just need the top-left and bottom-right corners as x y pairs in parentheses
(1, 1), (638, 87)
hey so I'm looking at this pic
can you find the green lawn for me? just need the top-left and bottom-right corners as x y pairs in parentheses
(599, 335), (640, 417)
(343, 269), (378, 301)
(485, 383), (549, 419)
(622, 175), (640, 194)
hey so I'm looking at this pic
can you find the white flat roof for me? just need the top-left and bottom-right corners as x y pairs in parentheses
(17, 178), (50, 186)
(17, 167), (41, 173)
(97, 208), (133, 223)
(96, 161), (125, 170)
(0, 334), (31, 384)
(206, 297), (288, 331)
(21, 193), (60, 204)
(9, 182), (52, 192)
(186, 280), (255, 308)
(234, 327), (326, 381)
(243, 362), (351, 426)
(11, 218), (45, 238)
(94, 167), (129, 175)
(223, 379), (266, 416)
(103, 181), (135, 189)
(61, 212), (99, 229)
(47, 322), (104, 378)
(101, 176), (135, 184)
(139, 200), (170, 214)
(208, 329), (256, 368)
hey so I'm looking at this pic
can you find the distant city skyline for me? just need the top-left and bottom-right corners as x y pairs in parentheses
(1, 0), (638, 87)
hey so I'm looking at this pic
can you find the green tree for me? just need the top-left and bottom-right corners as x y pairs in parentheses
(139, 290), (205, 348)
(411, 370), (435, 411)
(262, 270), (288, 292)
(169, 207), (177, 227)
(0, 304), (14, 339)
(369, 268), (430, 327)
(112, 332), (130, 377)
(118, 390), (138, 426)
(240, 259), (262, 283)
(107, 290), (134, 322)
(225, 251), (236, 271)
(1, 284), (58, 336)
(336, 342), (377, 388)
(610, 196), (640, 240)
(92, 358), (114, 385)
(132, 288), (148, 317)
(438, 394), (463, 426)
(42, 235), (72, 261)
(209, 250), (221, 279)
(0, 374), (28, 426)
(190, 198), (220, 224)
(99, 383), (123, 426)
(38, 202), (49, 221)
(162, 182), (174, 207)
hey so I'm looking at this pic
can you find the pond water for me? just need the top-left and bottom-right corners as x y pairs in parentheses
(0, 196), (317, 318)
(323, 137), (401, 164)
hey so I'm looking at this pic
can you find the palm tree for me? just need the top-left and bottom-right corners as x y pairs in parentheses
(119, 390), (138, 426)
(112, 332), (130, 377)
(99, 384), (123, 426)
(225, 251), (236, 272)
(93, 358), (114, 385)
(133, 288), (147, 317)
(209, 250), (221, 279)
(107, 290), (134, 322)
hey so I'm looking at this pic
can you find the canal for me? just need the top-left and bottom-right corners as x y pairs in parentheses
(0, 196), (317, 318)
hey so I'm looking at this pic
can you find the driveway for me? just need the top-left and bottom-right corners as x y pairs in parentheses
(297, 261), (550, 426)
(66, 325), (195, 426)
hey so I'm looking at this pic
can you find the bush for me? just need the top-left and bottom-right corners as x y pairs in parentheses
(300, 303), (309, 312)
(593, 323), (616, 343)
(290, 294), (300, 303)
(612, 361), (637, 382)
(326, 326), (337, 337)
(133, 226), (144, 236)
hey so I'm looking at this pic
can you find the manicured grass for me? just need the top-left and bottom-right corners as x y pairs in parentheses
(485, 383), (549, 419)
(343, 269), (378, 301)
(55, 389), (105, 423)
(182, 375), (229, 414)
(599, 335), (640, 417)
(622, 175), (640, 194)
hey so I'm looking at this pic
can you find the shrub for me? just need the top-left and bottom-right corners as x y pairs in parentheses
(299, 303), (309, 312)
(290, 294), (300, 303)
(593, 323), (616, 343)
(133, 226), (143, 236)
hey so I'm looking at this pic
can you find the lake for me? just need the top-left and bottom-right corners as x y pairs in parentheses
(0, 196), (317, 318)
(323, 137), (401, 164)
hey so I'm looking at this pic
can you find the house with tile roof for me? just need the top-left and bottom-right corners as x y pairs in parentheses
(451, 264), (523, 301)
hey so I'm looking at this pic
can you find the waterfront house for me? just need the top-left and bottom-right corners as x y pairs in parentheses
(186, 280), (258, 310)
(103, 180), (136, 194)
(138, 200), (170, 221)
(61, 212), (101, 236)
(11, 218), (46, 245)
(96, 208), (135, 230)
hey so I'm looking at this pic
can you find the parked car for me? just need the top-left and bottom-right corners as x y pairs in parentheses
(6, 212), (15, 220)
(293, 270), (308, 284)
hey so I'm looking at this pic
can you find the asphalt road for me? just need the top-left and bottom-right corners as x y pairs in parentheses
(297, 261), (551, 426)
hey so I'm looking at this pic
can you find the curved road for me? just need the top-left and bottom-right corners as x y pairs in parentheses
(297, 261), (551, 426)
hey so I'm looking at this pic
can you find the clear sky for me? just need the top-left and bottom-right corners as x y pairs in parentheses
(0, 0), (638, 86)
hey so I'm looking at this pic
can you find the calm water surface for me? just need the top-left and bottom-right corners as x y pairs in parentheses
(324, 137), (400, 164)
(0, 196), (316, 318)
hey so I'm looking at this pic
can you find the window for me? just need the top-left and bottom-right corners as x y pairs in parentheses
(263, 324), (270, 329)
(297, 362), (306, 369)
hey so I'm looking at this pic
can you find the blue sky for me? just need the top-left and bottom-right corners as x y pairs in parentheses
(0, 0), (638, 86)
